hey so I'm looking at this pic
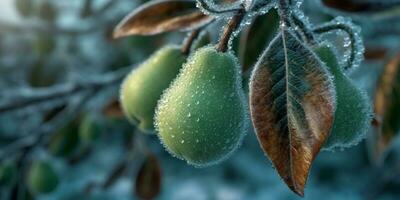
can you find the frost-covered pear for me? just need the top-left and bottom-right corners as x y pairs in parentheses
(155, 46), (247, 167)
(27, 160), (59, 194)
(315, 44), (372, 149)
(120, 45), (186, 132)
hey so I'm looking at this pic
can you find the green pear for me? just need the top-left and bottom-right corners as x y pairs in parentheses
(315, 44), (372, 149)
(15, 0), (33, 17)
(48, 122), (80, 157)
(79, 114), (102, 144)
(38, 1), (57, 23)
(155, 46), (248, 167)
(120, 45), (187, 132)
(0, 162), (17, 186)
(27, 160), (59, 194)
(33, 35), (56, 56)
(28, 60), (65, 88)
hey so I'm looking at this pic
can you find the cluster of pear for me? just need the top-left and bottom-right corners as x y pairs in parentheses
(0, 114), (104, 195)
(49, 114), (103, 158)
(120, 45), (248, 166)
(15, 0), (57, 22)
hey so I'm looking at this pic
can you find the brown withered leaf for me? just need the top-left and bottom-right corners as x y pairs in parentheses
(135, 153), (162, 200)
(113, 0), (213, 37)
(321, 0), (400, 14)
(372, 54), (400, 160)
(249, 28), (336, 196)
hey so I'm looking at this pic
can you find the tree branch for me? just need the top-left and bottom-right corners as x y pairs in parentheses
(0, 66), (132, 114)
(217, 8), (245, 52)
(0, 93), (93, 161)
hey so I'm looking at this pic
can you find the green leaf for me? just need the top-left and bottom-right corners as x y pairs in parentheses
(249, 29), (336, 196)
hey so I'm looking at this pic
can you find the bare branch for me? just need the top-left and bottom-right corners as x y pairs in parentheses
(0, 93), (93, 161)
(0, 66), (132, 114)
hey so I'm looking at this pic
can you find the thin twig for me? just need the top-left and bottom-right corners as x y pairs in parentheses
(313, 22), (360, 71)
(197, 0), (242, 15)
(80, 0), (94, 18)
(0, 66), (132, 113)
(95, 0), (118, 16)
(217, 8), (245, 52)
(85, 133), (137, 194)
(181, 29), (201, 55)
(251, 0), (275, 13)
(0, 94), (93, 161)
(290, 12), (316, 44)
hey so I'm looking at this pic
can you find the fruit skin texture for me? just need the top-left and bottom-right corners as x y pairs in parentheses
(0, 162), (17, 186)
(120, 45), (186, 132)
(27, 161), (59, 194)
(155, 46), (248, 167)
(315, 44), (372, 149)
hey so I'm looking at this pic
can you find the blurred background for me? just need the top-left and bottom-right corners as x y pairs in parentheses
(0, 0), (400, 199)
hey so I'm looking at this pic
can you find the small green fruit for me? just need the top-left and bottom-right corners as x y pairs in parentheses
(15, 0), (33, 17)
(0, 162), (17, 186)
(155, 46), (247, 166)
(33, 35), (56, 56)
(28, 60), (66, 88)
(79, 115), (102, 144)
(48, 123), (80, 157)
(27, 160), (59, 194)
(38, 1), (57, 22)
(315, 44), (372, 150)
(120, 45), (187, 132)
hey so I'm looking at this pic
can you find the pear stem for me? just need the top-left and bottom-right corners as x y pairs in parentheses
(216, 8), (245, 53)
(181, 29), (201, 55)
(313, 22), (359, 71)
(290, 13), (316, 45)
